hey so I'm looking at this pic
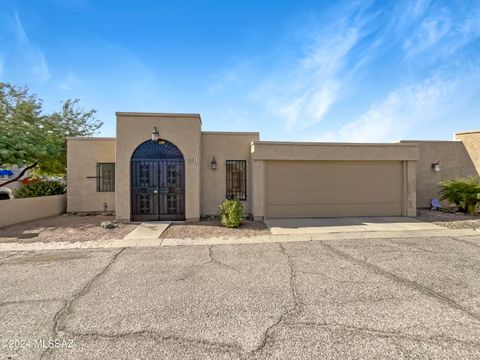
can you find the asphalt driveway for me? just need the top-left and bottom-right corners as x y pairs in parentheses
(1, 234), (480, 359)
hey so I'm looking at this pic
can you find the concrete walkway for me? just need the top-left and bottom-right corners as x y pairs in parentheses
(123, 222), (171, 240)
(265, 216), (443, 235)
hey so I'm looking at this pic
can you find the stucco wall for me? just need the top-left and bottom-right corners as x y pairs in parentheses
(0, 194), (66, 228)
(115, 113), (201, 221)
(251, 141), (418, 161)
(455, 131), (480, 174)
(200, 132), (259, 216)
(67, 138), (116, 213)
(400, 140), (478, 208)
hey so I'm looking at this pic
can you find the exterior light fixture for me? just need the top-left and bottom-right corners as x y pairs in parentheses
(431, 161), (441, 172)
(211, 156), (217, 170)
(151, 127), (160, 142)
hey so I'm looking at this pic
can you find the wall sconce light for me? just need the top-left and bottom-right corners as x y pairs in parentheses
(431, 161), (442, 172)
(211, 156), (217, 170)
(151, 126), (160, 142)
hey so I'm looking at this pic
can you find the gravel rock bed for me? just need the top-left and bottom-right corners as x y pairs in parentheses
(161, 219), (270, 239)
(417, 208), (480, 229)
(0, 215), (137, 243)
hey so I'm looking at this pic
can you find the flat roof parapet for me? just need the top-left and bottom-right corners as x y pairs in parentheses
(66, 137), (116, 141)
(115, 111), (201, 120)
(455, 129), (480, 135)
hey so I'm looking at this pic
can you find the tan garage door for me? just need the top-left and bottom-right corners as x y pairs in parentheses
(266, 161), (403, 218)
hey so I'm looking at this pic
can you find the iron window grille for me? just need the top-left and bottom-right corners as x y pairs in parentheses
(226, 160), (246, 200)
(97, 163), (115, 192)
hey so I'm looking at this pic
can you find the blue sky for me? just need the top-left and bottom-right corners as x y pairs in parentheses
(1, 0), (479, 141)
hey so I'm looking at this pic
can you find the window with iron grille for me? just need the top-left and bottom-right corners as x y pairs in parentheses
(97, 163), (115, 192)
(226, 160), (246, 200)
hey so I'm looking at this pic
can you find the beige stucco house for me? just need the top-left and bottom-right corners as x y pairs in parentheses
(67, 112), (480, 222)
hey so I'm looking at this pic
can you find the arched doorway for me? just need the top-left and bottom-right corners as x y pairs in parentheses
(130, 140), (185, 221)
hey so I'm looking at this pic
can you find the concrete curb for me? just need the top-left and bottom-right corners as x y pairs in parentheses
(0, 228), (478, 252)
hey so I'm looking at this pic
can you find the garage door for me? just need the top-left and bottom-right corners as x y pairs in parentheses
(266, 161), (403, 218)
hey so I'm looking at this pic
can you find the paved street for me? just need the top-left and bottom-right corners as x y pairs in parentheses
(2, 235), (480, 359)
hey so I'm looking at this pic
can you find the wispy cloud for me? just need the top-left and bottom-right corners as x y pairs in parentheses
(404, 9), (452, 57)
(12, 12), (50, 82)
(59, 71), (80, 91)
(209, 2), (389, 132)
(208, 0), (480, 141)
(208, 60), (256, 95)
(403, 2), (480, 59)
(251, 12), (368, 131)
(318, 69), (480, 142)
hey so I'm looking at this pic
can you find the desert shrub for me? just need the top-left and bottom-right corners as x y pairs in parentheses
(439, 177), (480, 214)
(219, 198), (244, 228)
(15, 180), (66, 198)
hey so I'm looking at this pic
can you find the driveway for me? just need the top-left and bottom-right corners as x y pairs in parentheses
(265, 216), (444, 234)
(2, 234), (480, 359)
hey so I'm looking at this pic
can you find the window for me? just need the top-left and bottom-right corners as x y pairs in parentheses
(97, 163), (115, 192)
(226, 160), (246, 200)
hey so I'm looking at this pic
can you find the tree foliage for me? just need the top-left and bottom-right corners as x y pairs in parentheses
(0, 83), (102, 174)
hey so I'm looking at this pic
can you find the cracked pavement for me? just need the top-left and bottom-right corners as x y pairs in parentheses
(1, 235), (480, 359)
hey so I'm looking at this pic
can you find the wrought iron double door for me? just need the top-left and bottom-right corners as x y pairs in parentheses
(131, 159), (185, 221)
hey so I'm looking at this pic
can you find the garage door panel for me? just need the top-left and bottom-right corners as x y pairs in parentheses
(267, 177), (402, 203)
(268, 188), (402, 205)
(267, 203), (402, 218)
(267, 161), (402, 176)
(266, 161), (403, 218)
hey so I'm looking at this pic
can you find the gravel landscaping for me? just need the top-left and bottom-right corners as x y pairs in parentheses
(417, 208), (480, 229)
(161, 219), (270, 239)
(0, 215), (137, 243)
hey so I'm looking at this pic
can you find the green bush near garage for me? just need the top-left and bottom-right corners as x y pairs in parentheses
(219, 198), (244, 228)
(15, 180), (66, 198)
(439, 177), (480, 214)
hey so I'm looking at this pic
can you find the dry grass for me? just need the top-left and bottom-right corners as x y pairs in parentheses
(0, 215), (137, 243)
(162, 219), (270, 239)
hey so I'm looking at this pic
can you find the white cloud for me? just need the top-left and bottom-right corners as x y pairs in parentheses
(59, 71), (80, 90)
(208, 61), (255, 94)
(412, 0), (431, 17)
(12, 12), (50, 82)
(404, 11), (452, 57)
(207, 1), (480, 140)
(254, 23), (363, 131)
(403, 3), (480, 59)
(319, 71), (479, 142)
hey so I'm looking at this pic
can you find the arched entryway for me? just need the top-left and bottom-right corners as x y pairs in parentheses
(130, 140), (185, 221)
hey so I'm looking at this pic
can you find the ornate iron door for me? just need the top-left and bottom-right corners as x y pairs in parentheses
(158, 160), (185, 220)
(131, 160), (160, 221)
(130, 140), (185, 221)
(131, 159), (185, 221)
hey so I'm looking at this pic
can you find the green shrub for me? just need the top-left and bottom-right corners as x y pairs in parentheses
(439, 177), (480, 214)
(15, 180), (66, 198)
(219, 198), (244, 228)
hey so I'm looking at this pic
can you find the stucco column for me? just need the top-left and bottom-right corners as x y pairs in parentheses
(405, 160), (417, 217)
(251, 160), (266, 220)
(185, 158), (201, 221)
